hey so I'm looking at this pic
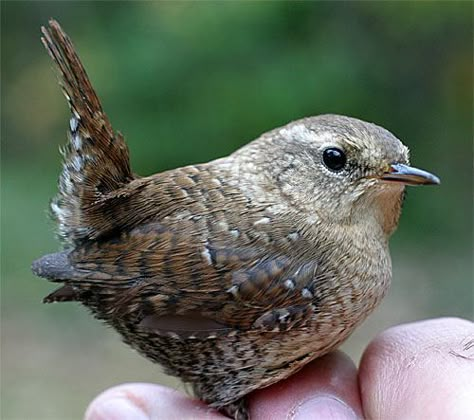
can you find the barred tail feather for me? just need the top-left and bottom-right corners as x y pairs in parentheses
(41, 19), (134, 244)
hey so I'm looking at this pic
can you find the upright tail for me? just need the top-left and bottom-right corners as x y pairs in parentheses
(41, 20), (134, 244)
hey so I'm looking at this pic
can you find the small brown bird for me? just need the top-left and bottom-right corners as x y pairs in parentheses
(33, 20), (440, 419)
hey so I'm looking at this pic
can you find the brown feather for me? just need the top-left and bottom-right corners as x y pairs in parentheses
(41, 20), (133, 243)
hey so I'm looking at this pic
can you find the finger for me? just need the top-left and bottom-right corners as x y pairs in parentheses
(359, 317), (474, 419)
(84, 383), (225, 420)
(249, 350), (363, 419)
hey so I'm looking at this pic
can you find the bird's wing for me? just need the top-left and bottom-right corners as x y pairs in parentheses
(37, 217), (320, 337)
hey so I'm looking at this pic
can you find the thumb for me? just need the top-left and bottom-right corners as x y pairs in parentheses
(249, 351), (362, 420)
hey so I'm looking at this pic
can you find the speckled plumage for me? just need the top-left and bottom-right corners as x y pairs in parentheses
(33, 20), (439, 419)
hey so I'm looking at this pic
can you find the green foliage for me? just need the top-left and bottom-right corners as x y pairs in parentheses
(3, 2), (472, 244)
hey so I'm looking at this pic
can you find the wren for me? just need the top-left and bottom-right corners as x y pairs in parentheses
(32, 20), (440, 419)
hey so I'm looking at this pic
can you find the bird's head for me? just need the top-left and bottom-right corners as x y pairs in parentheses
(242, 114), (440, 237)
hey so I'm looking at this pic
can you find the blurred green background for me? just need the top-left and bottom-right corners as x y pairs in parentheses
(1, 2), (472, 419)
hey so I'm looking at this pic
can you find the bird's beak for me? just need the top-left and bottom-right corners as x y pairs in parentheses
(380, 163), (440, 186)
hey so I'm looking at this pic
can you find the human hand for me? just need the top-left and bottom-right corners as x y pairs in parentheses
(85, 317), (474, 419)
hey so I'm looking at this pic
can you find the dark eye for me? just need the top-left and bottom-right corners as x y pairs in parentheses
(322, 147), (346, 171)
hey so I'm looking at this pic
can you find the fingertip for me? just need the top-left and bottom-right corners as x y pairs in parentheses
(84, 383), (224, 420)
(85, 383), (153, 420)
(359, 317), (474, 419)
(249, 351), (363, 419)
(85, 393), (149, 420)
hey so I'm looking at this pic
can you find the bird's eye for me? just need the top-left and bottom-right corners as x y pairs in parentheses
(322, 147), (346, 171)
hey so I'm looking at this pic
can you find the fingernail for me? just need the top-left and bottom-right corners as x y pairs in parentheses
(85, 396), (149, 420)
(291, 395), (358, 420)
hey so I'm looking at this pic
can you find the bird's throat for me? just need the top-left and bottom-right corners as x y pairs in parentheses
(372, 184), (406, 237)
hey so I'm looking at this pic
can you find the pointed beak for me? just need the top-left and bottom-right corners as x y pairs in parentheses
(380, 163), (440, 186)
